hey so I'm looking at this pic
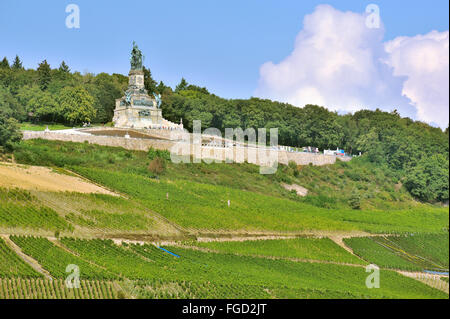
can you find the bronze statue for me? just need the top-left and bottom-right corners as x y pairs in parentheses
(130, 41), (143, 71)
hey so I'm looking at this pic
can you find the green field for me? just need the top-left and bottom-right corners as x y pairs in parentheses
(344, 234), (449, 271)
(19, 122), (76, 131)
(191, 238), (365, 265)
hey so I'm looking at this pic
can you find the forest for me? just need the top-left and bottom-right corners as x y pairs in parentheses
(0, 56), (448, 203)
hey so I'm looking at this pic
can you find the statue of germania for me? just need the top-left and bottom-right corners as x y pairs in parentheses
(130, 41), (143, 71)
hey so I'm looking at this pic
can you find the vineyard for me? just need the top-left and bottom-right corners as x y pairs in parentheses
(12, 139), (449, 234)
(0, 238), (41, 278)
(0, 139), (447, 299)
(0, 236), (447, 298)
(0, 277), (118, 299)
(70, 166), (449, 234)
(344, 234), (449, 271)
(191, 237), (365, 265)
(0, 188), (72, 232)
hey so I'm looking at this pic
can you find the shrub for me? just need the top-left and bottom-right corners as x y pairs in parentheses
(348, 190), (361, 210)
(148, 147), (170, 161)
(0, 115), (22, 152)
(148, 157), (166, 175)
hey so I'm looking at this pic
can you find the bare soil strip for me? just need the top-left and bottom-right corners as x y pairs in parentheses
(0, 162), (118, 195)
(0, 234), (52, 280)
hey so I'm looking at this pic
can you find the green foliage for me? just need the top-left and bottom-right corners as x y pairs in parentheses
(0, 85), (26, 121)
(404, 154), (449, 202)
(0, 114), (22, 152)
(348, 189), (361, 210)
(11, 55), (23, 70)
(58, 86), (96, 124)
(0, 114), (22, 151)
(147, 147), (171, 161)
(0, 57), (9, 69)
(37, 60), (52, 90)
(58, 61), (70, 73)
(175, 77), (188, 92)
(143, 66), (157, 95)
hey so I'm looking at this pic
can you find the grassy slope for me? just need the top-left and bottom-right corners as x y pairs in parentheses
(12, 139), (449, 234)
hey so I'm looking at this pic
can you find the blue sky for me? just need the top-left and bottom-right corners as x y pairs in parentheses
(0, 1), (449, 126)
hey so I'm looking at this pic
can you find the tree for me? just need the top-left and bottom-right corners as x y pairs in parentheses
(175, 78), (188, 92)
(0, 85), (26, 121)
(143, 66), (157, 95)
(0, 57), (9, 69)
(58, 86), (96, 125)
(11, 55), (23, 70)
(37, 60), (52, 90)
(27, 90), (59, 122)
(404, 154), (449, 202)
(0, 114), (22, 152)
(59, 61), (70, 73)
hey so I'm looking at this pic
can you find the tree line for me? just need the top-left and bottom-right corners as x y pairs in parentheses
(0, 56), (448, 202)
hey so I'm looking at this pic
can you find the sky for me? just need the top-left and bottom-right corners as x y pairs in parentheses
(0, 0), (449, 127)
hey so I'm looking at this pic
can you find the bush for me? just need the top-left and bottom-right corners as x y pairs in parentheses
(148, 157), (166, 175)
(348, 190), (361, 210)
(148, 147), (170, 161)
(0, 114), (22, 152)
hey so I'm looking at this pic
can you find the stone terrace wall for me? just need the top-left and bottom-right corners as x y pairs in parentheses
(22, 131), (351, 166)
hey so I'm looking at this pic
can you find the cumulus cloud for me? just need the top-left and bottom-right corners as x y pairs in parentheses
(256, 4), (449, 128)
(384, 31), (449, 128)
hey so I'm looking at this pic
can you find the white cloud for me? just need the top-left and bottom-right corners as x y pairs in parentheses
(256, 5), (449, 128)
(384, 31), (449, 128)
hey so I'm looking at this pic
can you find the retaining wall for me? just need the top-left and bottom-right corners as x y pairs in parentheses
(22, 131), (351, 166)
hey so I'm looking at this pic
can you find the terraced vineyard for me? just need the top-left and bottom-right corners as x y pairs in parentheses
(344, 234), (449, 271)
(10, 236), (116, 280)
(71, 166), (449, 234)
(0, 278), (118, 299)
(0, 188), (72, 232)
(0, 238), (41, 278)
(191, 237), (365, 265)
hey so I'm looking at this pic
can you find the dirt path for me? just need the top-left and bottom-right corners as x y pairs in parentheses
(0, 234), (52, 280)
(0, 162), (118, 195)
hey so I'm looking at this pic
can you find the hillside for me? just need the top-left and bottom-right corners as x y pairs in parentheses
(0, 138), (448, 299)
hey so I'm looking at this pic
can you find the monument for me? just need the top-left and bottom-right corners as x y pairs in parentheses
(113, 42), (182, 130)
